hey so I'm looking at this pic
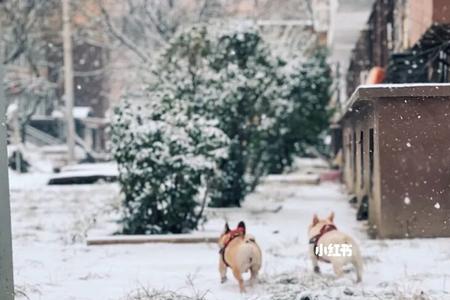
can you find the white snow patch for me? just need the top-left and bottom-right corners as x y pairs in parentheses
(9, 160), (450, 299)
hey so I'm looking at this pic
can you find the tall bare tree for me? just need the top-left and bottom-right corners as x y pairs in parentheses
(1, 0), (59, 142)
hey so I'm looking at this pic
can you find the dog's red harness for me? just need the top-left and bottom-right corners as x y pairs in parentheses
(309, 224), (337, 263)
(219, 227), (245, 267)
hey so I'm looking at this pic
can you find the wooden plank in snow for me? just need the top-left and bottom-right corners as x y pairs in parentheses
(87, 234), (219, 246)
(263, 174), (320, 185)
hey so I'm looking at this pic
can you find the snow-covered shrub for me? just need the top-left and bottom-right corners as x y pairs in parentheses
(112, 25), (332, 228)
(146, 25), (286, 209)
(112, 26), (232, 234)
(112, 97), (229, 234)
(205, 28), (288, 206)
(265, 48), (333, 174)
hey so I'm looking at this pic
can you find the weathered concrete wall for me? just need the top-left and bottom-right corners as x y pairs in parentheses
(378, 96), (450, 238)
(341, 84), (450, 238)
(341, 102), (382, 236)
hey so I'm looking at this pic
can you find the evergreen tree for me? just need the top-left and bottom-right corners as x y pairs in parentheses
(111, 27), (229, 233)
(112, 26), (333, 233)
(206, 29), (285, 207)
(265, 48), (333, 174)
(156, 26), (286, 207)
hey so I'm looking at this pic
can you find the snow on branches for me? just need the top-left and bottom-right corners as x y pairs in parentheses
(112, 24), (332, 233)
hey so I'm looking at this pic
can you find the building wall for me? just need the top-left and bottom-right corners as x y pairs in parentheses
(341, 85), (450, 238)
(369, 102), (382, 237)
(407, 0), (434, 47)
(377, 97), (450, 238)
(408, 0), (450, 47)
(433, 0), (450, 26)
(346, 0), (450, 98)
(393, 0), (409, 51)
(346, 30), (372, 97)
(346, 0), (396, 98)
(342, 102), (382, 235)
(369, 0), (394, 68)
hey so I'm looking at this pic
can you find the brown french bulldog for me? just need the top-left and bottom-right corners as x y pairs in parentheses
(308, 212), (363, 282)
(218, 221), (262, 293)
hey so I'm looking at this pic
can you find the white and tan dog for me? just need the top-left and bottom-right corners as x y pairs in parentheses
(218, 221), (262, 293)
(308, 212), (363, 282)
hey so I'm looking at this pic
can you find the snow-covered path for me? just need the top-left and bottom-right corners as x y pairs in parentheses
(10, 169), (450, 299)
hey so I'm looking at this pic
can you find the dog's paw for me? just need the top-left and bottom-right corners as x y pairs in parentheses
(220, 276), (227, 284)
(313, 266), (321, 274)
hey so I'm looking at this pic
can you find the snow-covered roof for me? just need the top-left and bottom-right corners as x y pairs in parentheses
(340, 83), (450, 121)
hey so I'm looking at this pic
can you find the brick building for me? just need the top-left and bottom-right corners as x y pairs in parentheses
(346, 0), (450, 98)
(336, 0), (450, 238)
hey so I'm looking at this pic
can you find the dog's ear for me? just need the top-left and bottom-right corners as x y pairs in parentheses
(224, 222), (230, 233)
(237, 221), (246, 234)
(312, 214), (319, 226)
(328, 212), (335, 222)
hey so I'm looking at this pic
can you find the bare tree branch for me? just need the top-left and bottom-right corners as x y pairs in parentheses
(98, 0), (151, 63)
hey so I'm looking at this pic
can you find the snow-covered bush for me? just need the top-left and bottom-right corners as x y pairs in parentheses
(112, 96), (229, 234)
(112, 25), (332, 232)
(265, 48), (333, 174)
(204, 28), (289, 206)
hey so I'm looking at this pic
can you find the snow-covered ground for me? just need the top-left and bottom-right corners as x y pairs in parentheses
(9, 165), (450, 300)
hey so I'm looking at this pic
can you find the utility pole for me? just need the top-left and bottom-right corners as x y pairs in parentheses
(63, 0), (75, 163)
(0, 52), (15, 300)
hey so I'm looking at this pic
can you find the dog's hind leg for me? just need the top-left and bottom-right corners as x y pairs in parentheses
(232, 267), (246, 293)
(310, 248), (320, 273)
(249, 265), (260, 286)
(350, 244), (363, 282)
(332, 261), (344, 278)
(219, 259), (227, 283)
(352, 257), (363, 283)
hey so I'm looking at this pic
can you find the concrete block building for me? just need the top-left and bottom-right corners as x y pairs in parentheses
(340, 83), (450, 238)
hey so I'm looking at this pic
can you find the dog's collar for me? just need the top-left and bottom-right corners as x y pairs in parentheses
(309, 224), (337, 263)
(219, 228), (245, 267)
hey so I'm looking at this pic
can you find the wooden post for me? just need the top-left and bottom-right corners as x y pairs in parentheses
(62, 0), (76, 163)
(0, 57), (15, 300)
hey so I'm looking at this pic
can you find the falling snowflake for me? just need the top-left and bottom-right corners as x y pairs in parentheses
(404, 196), (411, 205)
(434, 202), (440, 209)
(406, 142), (411, 147)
